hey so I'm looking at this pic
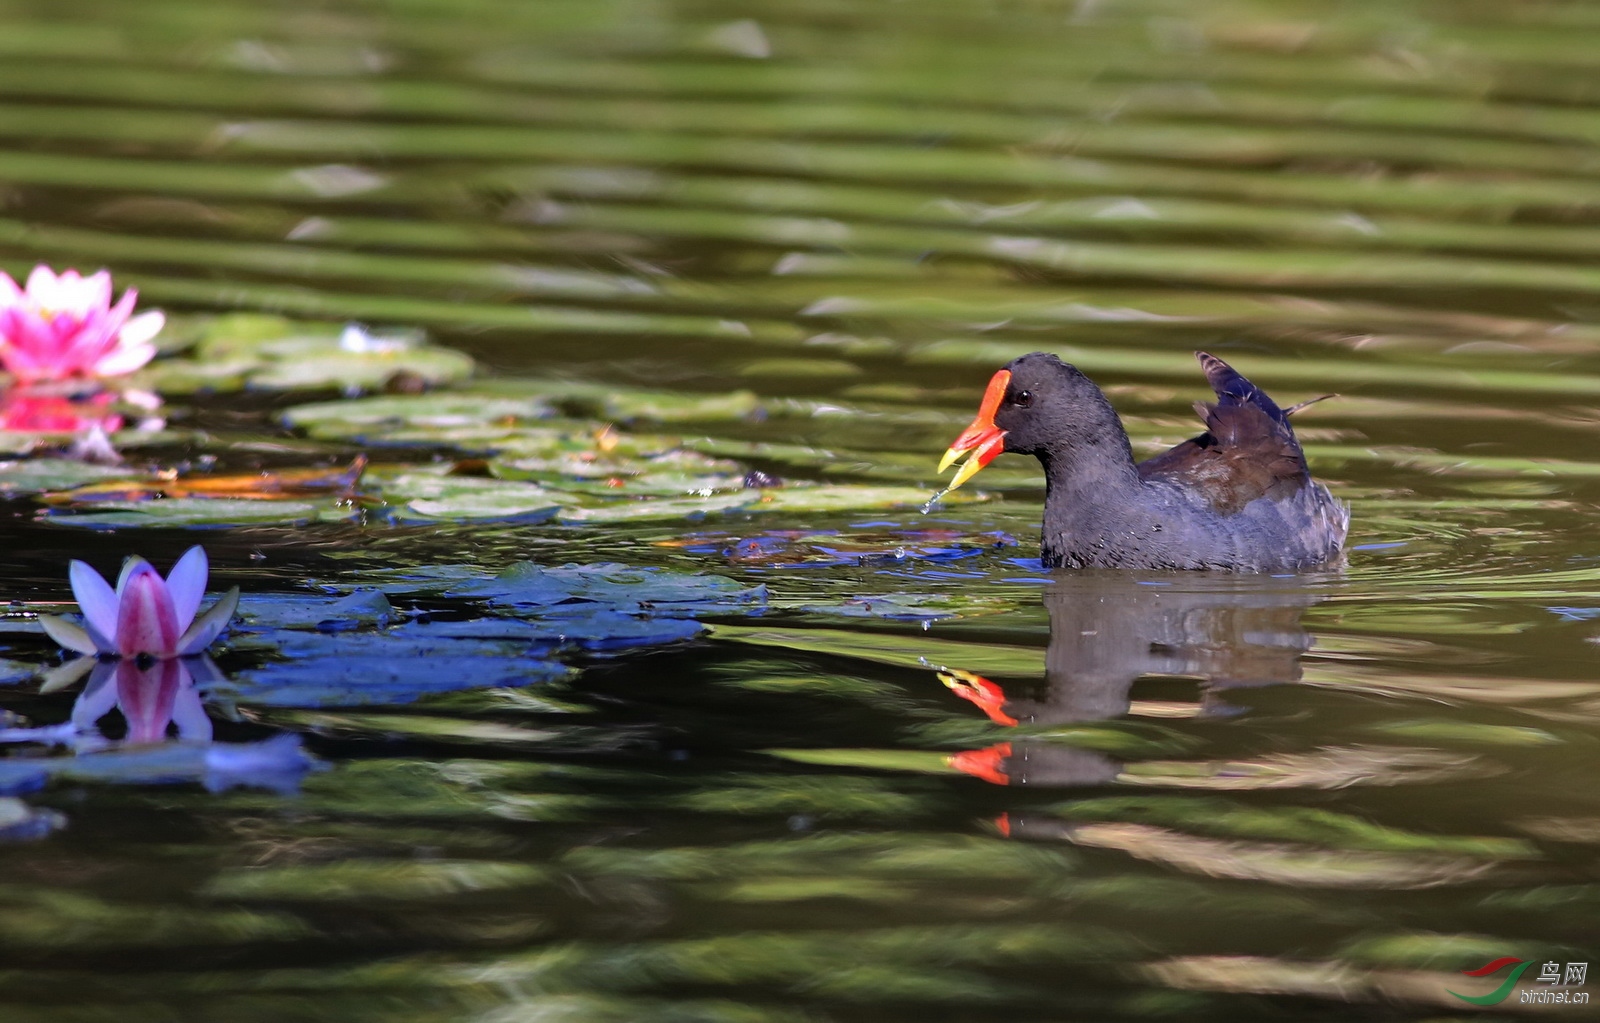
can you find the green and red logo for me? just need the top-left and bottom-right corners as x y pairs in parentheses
(1449, 957), (1532, 1006)
(1449, 957), (1591, 1006)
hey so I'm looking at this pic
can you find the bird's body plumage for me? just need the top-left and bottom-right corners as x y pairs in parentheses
(940, 351), (1348, 572)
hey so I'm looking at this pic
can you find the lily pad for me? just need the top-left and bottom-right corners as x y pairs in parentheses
(131, 314), (475, 394)
(226, 633), (571, 708)
(743, 485), (983, 515)
(673, 527), (1018, 568)
(0, 458), (138, 498)
(475, 378), (762, 423)
(247, 347), (475, 392)
(552, 490), (758, 523)
(282, 392), (557, 440)
(684, 437), (1043, 489)
(233, 590), (395, 633)
(281, 381), (761, 445)
(280, 384), (989, 525)
(214, 563), (749, 706)
(522, 471), (752, 499)
(491, 447), (740, 484)
(392, 613), (706, 651)
(42, 458), (367, 505)
(372, 472), (566, 522)
(373, 470), (984, 525)
(371, 561), (767, 618)
(44, 497), (360, 528)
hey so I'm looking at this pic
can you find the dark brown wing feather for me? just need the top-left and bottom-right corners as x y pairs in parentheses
(1136, 352), (1310, 514)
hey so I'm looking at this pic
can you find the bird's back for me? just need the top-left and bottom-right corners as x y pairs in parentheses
(1129, 352), (1347, 570)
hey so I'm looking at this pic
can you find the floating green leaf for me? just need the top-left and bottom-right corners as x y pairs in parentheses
(44, 496), (359, 528)
(369, 561), (766, 618)
(233, 590), (395, 633)
(373, 471), (566, 523)
(132, 313), (476, 394)
(0, 458), (136, 497)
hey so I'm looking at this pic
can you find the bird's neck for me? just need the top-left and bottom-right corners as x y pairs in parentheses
(1035, 406), (1142, 500)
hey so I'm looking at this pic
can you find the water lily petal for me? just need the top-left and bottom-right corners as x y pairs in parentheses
(168, 672), (214, 742)
(114, 555), (146, 598)
(90, 289), (138, 352)
(115, 562), (181, 658)
(82, 271), (114, 314)
(23, 265), (60, 305)
(92, 342), (157, 378)
(49, 270), (107, 318)
(37, 614), (101, 656)
(39, 655), (99, 695)
(66, 661), (119, 725)
(68, 559), (121, 641)
(115, 309), (164, 348)
(164, 546), (208, 634)
(117, 658), (182, 744)
(183, 654), (226, 688)
(177, 586), (239, 655)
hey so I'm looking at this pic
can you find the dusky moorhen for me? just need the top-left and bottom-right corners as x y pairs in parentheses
(938, 351), (1347, 571)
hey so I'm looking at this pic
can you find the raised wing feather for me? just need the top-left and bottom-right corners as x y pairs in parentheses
(1136, 352), (1310, 514)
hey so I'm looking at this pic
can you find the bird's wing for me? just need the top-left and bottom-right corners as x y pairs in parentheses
(1135, 352), (1311, 514)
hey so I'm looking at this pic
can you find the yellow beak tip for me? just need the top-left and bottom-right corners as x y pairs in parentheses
(946, 455), (986, 492)
(937, 447), (963, 473)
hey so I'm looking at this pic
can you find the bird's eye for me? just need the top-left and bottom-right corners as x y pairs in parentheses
(1013, 390), (1033, 407)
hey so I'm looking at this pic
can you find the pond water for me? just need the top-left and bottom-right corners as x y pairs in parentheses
(0, 0), (1596, 1019)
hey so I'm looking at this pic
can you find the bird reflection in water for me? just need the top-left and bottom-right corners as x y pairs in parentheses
(943, 572), (1322, 792)
(0, 655), (313, 792)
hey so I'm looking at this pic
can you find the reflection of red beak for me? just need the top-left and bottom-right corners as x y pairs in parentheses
(947, 742), (1012, 785)
(938, 669), (1018, 726)
(937, 369), (1009, 492)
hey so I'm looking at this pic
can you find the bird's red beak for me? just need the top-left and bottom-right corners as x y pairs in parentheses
(938, 369), (1009, 491)
(938, 668), (1019, 726)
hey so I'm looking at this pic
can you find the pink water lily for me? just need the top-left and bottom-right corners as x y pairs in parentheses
(0, 266), (164, 382)
(39, 546), (239, 659)
(56, 657), (213, 745)
(0, 389), (123, 433)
